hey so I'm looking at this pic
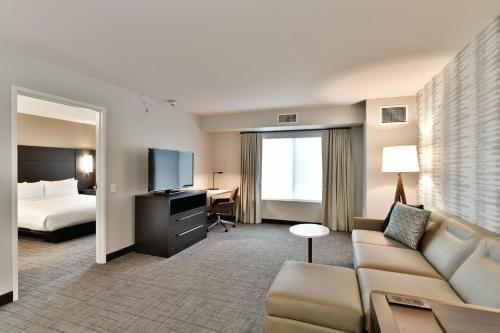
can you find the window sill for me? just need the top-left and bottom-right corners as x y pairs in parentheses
(262, 198), (322, 204)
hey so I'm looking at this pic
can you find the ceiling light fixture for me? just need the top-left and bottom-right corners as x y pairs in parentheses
(163, 99), (178, 109)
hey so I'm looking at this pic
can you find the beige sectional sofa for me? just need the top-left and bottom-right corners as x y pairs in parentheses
(353, 206), (500, 331)
(266, 206), (500, 333)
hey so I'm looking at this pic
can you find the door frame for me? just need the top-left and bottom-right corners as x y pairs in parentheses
(11, 86), (107, 301)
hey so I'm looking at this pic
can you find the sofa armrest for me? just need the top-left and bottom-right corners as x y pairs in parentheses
(354, 217), (385, 231)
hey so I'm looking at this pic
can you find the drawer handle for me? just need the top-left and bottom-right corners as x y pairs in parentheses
(176, 211), (204, 221)
(177, 225), (204, 237)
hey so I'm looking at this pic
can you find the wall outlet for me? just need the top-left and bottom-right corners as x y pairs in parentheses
(110, 184), (117, 193)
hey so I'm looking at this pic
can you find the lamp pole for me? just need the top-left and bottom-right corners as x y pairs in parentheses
(394, 173), (407, 204)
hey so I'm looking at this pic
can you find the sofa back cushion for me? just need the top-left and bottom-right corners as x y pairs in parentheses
(419, 208), (447, 248)
(449, 238), (500, 308)
(422, 217), (482, 279)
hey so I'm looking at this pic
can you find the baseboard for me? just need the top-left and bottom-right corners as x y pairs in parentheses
(106, 244), (135, 262)
(262, 218), (318, 225)
(0, 291), (13, 306)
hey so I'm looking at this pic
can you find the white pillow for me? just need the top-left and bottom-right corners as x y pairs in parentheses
(44, 178), (78, 198)
(18, 181), (44, 200)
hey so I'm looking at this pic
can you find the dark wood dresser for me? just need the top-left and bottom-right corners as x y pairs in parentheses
(135, 191), (207, 258)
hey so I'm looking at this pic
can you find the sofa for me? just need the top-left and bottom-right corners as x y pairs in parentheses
(265, 206), (500, 333)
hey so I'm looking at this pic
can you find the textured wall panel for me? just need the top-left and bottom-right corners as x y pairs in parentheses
(417, 16), (500, 234)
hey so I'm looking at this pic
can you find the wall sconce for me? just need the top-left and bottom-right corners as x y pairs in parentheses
(81, 154), (94, 173)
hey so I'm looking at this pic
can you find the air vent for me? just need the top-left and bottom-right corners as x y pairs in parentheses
(277, 113), (298, 124)
(381, 105), (407, 124)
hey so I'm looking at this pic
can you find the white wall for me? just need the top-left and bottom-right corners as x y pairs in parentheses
(365, 96), (418, 218)
(262, 201), (322, 222)
(18, 113), (96, 149)
(211, 132), (241, 190)
(201, 103), (365, 132)
(0, 45), (212, 297)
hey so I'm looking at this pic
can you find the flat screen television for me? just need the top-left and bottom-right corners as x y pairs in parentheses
(148, 148), (194, 192)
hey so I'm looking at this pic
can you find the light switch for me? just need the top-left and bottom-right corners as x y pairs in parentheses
(110, 184), (117, 193)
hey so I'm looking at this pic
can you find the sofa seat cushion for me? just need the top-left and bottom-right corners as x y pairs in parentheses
(266, 261), (363, 333)
(266, 316), (348, 333)
(353, 243), (443, 279)
(357, 268), (464, 331)
(450, 238), (500, 308)
(352, 230), (408, 248)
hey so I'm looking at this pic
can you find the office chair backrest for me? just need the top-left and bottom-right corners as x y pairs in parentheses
(230, 186), (239, 202)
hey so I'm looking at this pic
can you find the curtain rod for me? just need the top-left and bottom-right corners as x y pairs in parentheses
(240, 126), (353, 134)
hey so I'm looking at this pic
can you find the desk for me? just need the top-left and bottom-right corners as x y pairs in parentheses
(206, 189), (231, 206)
(207, 189), (231, 197)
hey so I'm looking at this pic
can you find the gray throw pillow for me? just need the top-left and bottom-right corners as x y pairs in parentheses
(384, 203), (431, 250)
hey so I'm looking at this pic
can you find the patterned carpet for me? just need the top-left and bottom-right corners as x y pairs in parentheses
(0, 223), (353, 333)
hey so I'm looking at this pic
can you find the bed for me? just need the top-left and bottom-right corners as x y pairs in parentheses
(19, 194), (96, 232)
(18, 146), (97, 243)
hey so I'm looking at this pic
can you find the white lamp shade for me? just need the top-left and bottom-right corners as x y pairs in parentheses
(382, 145), (419, 173)
(81, 154), (94, 173)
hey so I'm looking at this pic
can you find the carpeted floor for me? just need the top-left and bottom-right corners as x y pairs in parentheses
(0, 223), (353, 333)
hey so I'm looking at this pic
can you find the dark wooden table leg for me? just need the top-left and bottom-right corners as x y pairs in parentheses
(308, 238), (312, 263)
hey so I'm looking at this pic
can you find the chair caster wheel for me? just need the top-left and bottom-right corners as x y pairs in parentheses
(225, 229), (228, 232)
(232, 225), (236, 228)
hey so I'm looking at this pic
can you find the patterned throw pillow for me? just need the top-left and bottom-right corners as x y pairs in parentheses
(384, 203), (431, 250)
(382, 203), (425, 231)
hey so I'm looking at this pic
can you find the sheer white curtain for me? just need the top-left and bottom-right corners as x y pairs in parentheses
(238, 133), (262, 224)
(321, 128), (355, 231)
(261, 136), (322, 201)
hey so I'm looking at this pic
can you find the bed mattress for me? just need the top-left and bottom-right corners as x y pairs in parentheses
(18, 194), (96, 232)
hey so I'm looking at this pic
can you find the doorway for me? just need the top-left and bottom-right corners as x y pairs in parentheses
(11, 86), (106, 301)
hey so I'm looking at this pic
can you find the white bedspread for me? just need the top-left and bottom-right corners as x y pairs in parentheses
(18, 194), (96, 232)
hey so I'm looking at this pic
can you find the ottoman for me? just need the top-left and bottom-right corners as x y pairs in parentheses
(265, 261), (363, 333)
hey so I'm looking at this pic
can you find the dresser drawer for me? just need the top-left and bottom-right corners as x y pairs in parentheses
(169, 222), (206, 255)
(170, 207), (206, 235)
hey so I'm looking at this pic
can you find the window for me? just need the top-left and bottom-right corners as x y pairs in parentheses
(262, 136), (322, 202)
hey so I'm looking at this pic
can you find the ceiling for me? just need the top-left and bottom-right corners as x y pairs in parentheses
(17, 95), (97, 125)
(1, 1), (499, 115)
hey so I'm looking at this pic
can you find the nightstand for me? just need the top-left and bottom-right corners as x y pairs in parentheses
(79, 188), (96, 195)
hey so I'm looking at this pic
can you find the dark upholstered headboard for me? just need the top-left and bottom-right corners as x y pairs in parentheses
(18, 145), (96, 191)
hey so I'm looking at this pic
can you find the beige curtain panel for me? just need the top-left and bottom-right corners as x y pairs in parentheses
(238, 133), (262, 224)
(321, 128), (355, 231)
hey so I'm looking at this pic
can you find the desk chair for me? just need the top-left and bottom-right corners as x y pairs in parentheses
(208, 186), (238, 232)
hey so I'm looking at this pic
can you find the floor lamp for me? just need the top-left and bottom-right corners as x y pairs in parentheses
(382, 145), (419, 204)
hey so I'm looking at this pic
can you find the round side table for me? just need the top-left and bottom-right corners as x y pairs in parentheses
(289, 224), (330, 263)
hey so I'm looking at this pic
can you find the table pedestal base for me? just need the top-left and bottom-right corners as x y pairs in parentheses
(308, 238), (312, 263)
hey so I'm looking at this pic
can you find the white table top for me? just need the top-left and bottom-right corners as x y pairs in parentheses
(289, 224), (330, 239)
(206, 189), (231, 197)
